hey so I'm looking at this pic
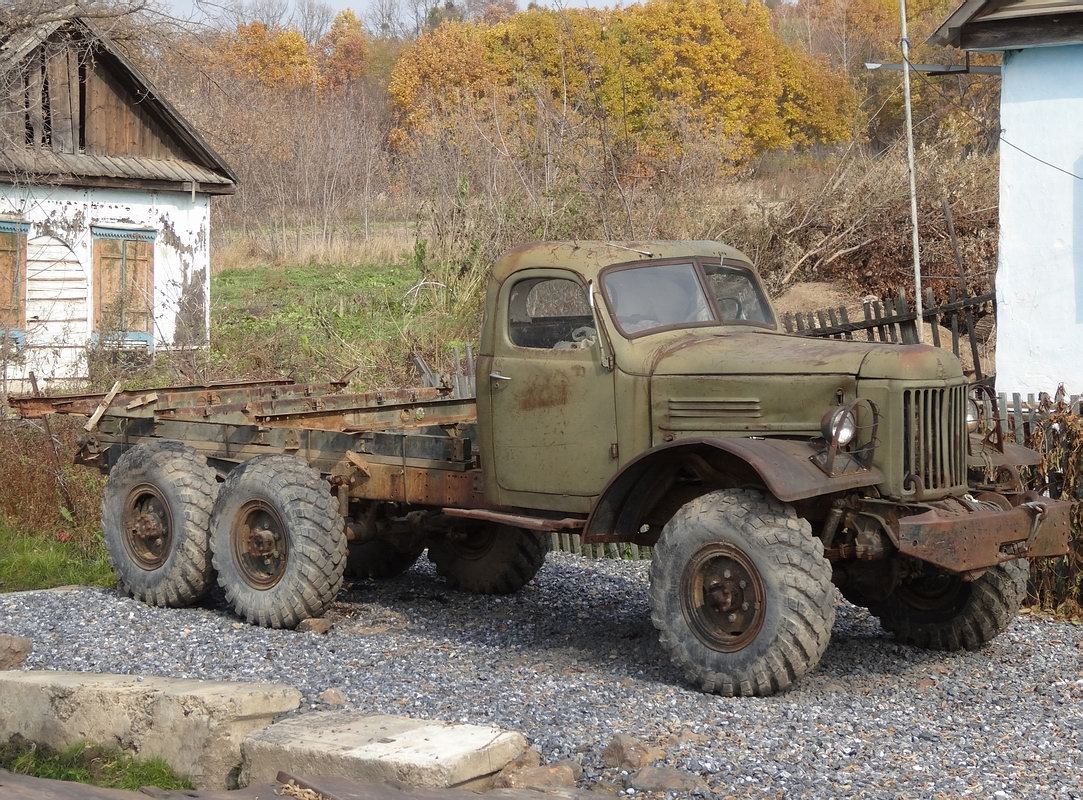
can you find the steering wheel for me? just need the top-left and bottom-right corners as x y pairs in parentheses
(570, 326), (596, 342)
(718, 297), (744, 321)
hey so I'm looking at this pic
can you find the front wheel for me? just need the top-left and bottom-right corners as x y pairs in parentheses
(209, 455), (347, 628)
(869, 560), (1028, 650)
(649, 489), (836, 696)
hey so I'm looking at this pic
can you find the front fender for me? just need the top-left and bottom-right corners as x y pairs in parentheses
(583, 437), (883, 542)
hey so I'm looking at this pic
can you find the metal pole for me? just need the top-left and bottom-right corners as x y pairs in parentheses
(899, 0), (924, 342)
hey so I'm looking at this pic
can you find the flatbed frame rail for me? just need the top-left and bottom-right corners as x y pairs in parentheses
(9, 378), (486, 509)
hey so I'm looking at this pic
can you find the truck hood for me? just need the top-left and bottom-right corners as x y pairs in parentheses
(644, 330), (963, 381)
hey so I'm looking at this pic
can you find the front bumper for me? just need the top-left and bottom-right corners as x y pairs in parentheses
(895, 495), (1072, 573)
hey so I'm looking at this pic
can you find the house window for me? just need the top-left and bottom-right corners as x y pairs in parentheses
(92, 226), (155, 347)
(0, 221), (29, 352)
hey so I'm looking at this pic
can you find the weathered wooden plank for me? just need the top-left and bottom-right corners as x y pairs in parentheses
(838, 306), (853, 340)
(948, 288), (960, 356)
(925, 289), (941, 347)
(27, 49), (45, 147)
(1012, 392), (1023, 444)
(45, 44), (74, 153)
(964, 304), (983, 381)
(0, 65), (25, 146)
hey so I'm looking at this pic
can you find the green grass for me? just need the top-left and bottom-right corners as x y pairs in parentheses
(209, 260), (478, 386)
(0, 739), (192, 791)
(0, 520), (114, 593)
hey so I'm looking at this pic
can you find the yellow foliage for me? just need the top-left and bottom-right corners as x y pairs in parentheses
(388, 0), (856, 161)
(225, 23), (319, 89)
(320, 10), (369, 90)
(387, 21), (493, 138)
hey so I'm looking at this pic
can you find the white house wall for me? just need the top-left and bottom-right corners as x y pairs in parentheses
(996, 44), (1083, 394)
(0, 183), (211, 393)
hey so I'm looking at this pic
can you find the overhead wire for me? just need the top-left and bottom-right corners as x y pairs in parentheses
(903, 55), (1083, 182)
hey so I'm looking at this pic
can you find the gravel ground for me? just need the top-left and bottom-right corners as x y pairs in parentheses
(2, 552), (1081, 799)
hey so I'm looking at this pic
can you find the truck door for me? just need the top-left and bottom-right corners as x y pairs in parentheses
(488, 269), (618, 496)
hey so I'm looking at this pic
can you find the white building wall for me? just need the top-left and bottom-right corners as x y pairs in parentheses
(996, 44), (1083, 394)
(0, 183), (211, 393)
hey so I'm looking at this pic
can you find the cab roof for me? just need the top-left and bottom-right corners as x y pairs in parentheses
(491, 240), (752, 284)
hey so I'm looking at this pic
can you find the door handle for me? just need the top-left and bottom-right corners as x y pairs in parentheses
(489, 372), (513, 382)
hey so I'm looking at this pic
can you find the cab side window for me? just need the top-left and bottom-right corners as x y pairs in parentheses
(508, 277), (595, 349)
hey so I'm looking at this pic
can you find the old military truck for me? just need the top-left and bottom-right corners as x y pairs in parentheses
(11, 241), (1071, 697)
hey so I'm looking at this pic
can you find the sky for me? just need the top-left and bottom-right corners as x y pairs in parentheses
(165, 0), (601, 25)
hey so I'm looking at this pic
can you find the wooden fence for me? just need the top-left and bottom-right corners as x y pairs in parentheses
(781, 288), (996, 382)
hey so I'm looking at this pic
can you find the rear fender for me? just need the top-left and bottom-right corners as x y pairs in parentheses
(583, 437), (883, 543)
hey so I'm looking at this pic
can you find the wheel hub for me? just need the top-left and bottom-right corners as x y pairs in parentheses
(681, 543), (766, 652)
(231, 500), (289, 589)
(122, 484), (173, 571)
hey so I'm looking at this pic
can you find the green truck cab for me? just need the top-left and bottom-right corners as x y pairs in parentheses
(476, 241), (1069, 694)
(11, 240), (1070, 697)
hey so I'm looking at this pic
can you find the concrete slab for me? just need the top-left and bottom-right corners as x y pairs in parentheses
(0, 671), (301, 790)
(241, 712), (529, 789)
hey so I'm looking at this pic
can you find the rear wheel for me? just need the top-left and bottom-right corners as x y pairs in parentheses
(345, 540), (423, 579)
(869, 560), (1028, 650)
(101, 441), (217, 607)
(428, 524), (547, 594)
(649, 489), (835, 696)
(210, 455), (346, 628)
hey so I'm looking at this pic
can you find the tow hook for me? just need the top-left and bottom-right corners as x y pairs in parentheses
(1021, 501), (1048, 550)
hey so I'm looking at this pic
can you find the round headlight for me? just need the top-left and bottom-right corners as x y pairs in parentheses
(822, 406), (857, 446)
(966, 398), (980, 433)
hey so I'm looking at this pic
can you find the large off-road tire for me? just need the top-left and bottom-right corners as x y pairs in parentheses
(345, 540), (423, 579)
(649, 489), (836, 696)
(209, 455), (346, 628)
(101, 440), (218, 607)
(428, 524), (547, 594)
(869, 560), (1028, 650)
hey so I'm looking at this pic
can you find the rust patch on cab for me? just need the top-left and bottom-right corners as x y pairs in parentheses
(518, 373), (569, 411)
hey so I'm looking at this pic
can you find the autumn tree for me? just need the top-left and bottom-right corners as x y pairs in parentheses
(319, 9), (369, 90)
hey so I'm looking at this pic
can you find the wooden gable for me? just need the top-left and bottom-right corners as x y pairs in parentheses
(1, 21), (235, 193)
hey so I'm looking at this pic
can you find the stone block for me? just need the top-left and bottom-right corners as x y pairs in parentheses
(0, 670), (300, 789)
(241, 712), (528, 788)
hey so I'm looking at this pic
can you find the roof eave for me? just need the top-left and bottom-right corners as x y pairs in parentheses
(928, 0), (993, 47)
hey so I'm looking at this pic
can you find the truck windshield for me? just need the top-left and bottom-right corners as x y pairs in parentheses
(602, 260), (773, 337)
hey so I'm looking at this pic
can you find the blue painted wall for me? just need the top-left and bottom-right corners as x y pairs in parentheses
(996, 44), (1083, 393)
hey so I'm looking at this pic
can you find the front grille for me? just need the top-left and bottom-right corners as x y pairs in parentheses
(902, 385), (967, 494)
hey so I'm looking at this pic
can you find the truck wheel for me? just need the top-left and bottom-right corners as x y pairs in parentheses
(345, 540), (423, 579)
(649, 489), (835, 696)
(100, 440), (217, 607)
(209, 455), (346, 628)
(428, 524), (547, 594)
(870, 560), (1028, 650)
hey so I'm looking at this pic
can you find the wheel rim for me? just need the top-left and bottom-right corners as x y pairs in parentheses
(446, 526), (498, 561)
(680, 542), (766, 652)
(896, 573), (969, 616)
(123, 483), (173, 571)
(230, 499), (290, 589)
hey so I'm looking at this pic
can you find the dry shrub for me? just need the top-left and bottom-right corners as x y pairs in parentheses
(0, 416), (105, 554)
(1028, 407), (1083, 614)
